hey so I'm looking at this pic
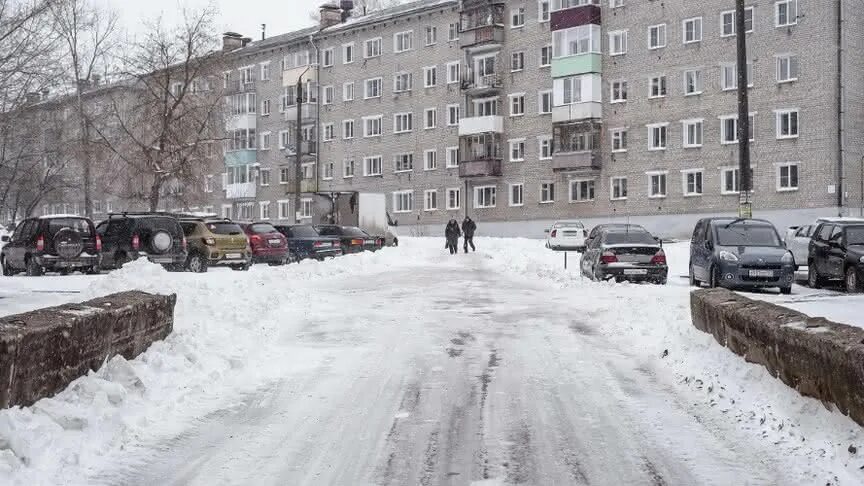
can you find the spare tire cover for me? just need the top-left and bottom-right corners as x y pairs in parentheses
(54, 228), (84, 259)
(151, 231), (172, 253)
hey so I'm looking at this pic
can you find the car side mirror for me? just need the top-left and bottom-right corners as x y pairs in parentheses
(0, 236), (8, 243)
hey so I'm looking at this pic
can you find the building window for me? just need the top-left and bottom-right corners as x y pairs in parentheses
(448, 23), (459, 41)
(610, 176), (628, 200)
(447, 188), (461, 209)
(720, 63), (753, 90)
(300, 199), (313, 219)
(447, 61), (460, 84)
(260, 62), (270, 81)
(683, 69), (703, 95)
(277, 200), (290, 220)
(777, 162), (799, 191)
(682, 119), (703, 148)
(610, 0), (624, 8)
(322, 123), (334, 142)
(683, 170), (704, 196)
(511, 7), (525, 28)
(425, 26), (437, 46)
(280, 167), (290, 184)
(262, 99), (271, 116)
(722, 168), (740, 194)
(776, 54), (799, 83)
(343, 119), (355, 139)
(424, 190), (438, 211)
(611, 80), (628, 103)
(341, 159), (355, 179)
(394, 31), (413, 53)
(260, 132), (272, 150)
(776, 109), (799, 139)
(511, 51), (525, 72)
(423, 66), (437, 88)
(776, 0), (797, 27)
(425, 108), (437, 129)
(509, 94), (525, 116)
(720, 114), (755, 144)
(394, 153), (414, 172)
(539, 90), (552, 114)
(609, 30), (628, 56)
(204, 175), (214, 193)
(257, 168), (270, 187)
(446, 147), (459, 167)
(648, 123), (668, 150)
(721, 8), (754, 37)
(558, 76), (581, 105)
(553, 25), (602, 58)
(259, 201), (271, 220)
(540, 45), (553, 67)
(648, 173), (667, 198)
(648, 24), (666, 49)
(509, 183), (524, 206)
(475, 186), (497, 208)
(364, 77), (383, 98)
(610, 128), (628, 152)
(364, 156), (383, 176)
(364, 115), (383, 137)
(240, 66), (254, 85)
(538, 136), (553, 160)
(343, 43), (355, 64)
(343, 81), (355, 101)
(394, 112), (413, 133)
(540, 182), (555, 203)
(425, 150), (438, 170)
(322, 85), (334, 105)
(323, 162), (334, 180)
(322, 48), (334, 67)
(570, 179), (595, 202)
(649, 75), (667, 98)
(539, 1), (550, 21)
(364, 37), (382, 58)
(393, 191), (413, 213)
(509, 139), (526, 161)
(447, 104), (460, 126)
(394, 72), (413, 92)
(683, 17), (702, 44)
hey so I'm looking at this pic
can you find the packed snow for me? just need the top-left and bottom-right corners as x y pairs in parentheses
(0, 238), (863, 485)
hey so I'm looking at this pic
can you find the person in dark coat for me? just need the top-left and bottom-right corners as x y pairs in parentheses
(445, 219), (461, 255)
(462, 216), (477, 253)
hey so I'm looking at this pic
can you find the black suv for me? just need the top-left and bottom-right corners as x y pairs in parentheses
(1, 216), (101, 276)
(96, 213), (187, 270)
(808, 221), (864, 292)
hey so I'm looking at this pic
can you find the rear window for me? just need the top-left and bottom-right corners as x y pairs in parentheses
(315, 226), (341, 236)
(715, 224), (781, 247)
(556, 222), (584, 229)
(48, 218), (91, 236)
(180, 222), (198, 236)
(134, 217), (180, 233)
(290, 226), (319, 237)
(250, 223), (277, 234)
(602, 231), (655, 245)
(846, 226), (864, 246)
(207, 222), (243, 235)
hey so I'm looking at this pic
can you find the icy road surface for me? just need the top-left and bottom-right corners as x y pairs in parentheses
(1, 238), (864, 485)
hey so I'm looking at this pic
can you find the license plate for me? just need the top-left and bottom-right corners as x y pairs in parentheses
(268, 239), (281, 245)
(226, 253), (242, 259)
(623, 269), (648, 275)
(317, 242), (332, 248)
(364, 240), (376, 245)
(749, 269), (774, 278)
(151, 257), (173, 264)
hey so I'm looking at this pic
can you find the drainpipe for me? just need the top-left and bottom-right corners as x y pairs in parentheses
(837, 0), (845, 215)
(310, 34), (321, 195)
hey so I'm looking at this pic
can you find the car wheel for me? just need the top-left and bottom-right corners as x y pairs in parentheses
(26, 258), (43, 277)
(781, 286), (793, 295)
(689, 263), (699, 287)
(808, 263), (822, 289)
(187, 253), (207, 273)
(846, 267), (861, 293)
(1, 257), (11, 277)
(59, 269), (70, 276)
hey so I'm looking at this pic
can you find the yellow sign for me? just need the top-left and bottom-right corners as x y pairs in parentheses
(738, 202), (752, 219)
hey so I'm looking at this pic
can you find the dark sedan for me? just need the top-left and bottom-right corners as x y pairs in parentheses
(581, 229), (668, 284)
(808, 222), (864, 292)
(274, 224), (343, 261)
(314, 225), (382, 254)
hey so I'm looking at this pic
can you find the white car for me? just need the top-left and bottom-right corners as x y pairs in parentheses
(785, 217), (864, 267)
(545, 220), (587, 251)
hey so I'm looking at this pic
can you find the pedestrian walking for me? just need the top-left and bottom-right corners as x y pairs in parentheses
(462, 216), (476, 253)
(445, 219), (461, 255)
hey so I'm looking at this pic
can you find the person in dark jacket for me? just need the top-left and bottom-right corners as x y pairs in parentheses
(462, 216), (477, 253)
(445, 219), (461, 255)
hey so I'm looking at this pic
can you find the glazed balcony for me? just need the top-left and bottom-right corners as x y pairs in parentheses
(461, 72), (503, 95)
(458, 158), (502, 178)
(461, 25), (505, 50)
(458, 115), (504, 136)
(551, 151), (601, 172)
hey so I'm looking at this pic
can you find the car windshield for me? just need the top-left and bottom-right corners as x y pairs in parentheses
(715, 224), (781, 247)
(250, 223), (277, 234)
(207, 222), (243, 235)
(48, 218), (91, 236)
(602, 231), (655, 245)
(845, 226), (864, 246)
(290, 226), (319, 237)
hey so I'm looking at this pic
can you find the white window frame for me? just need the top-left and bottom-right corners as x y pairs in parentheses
(474, 185), (497, 208)
(394, 153), (414, 172)
(447, 104), (460, 126)
(446, 147), (459, 168)
(681, 118), (704, 148)
(448, 23), (459, 42)
(610, 176), (628, 201)
(647, 171), (668, 199)
(260, 131), (272, 151)
(393, 112), (413, 134)
(776, 162), (799, 191)
(610, 127), (628, 153)
(540, 182), (555, 204)
(609, 30), (628, 56)
(775, 0), (798, 28)
(775, 108), (799, 139)
(720, 62), (754, 91)
(342, 42), (355, 64)
(721, 7), (754, 37)
(279, 167), (290, 184)
(322, 85), (334, 105)
(538, 90), (553, 114)
(343, 81), (355, 101)
(425, 25), (437, 46)
(683, 69), (703, 96)
(424, 149), (438, 171)
(424, 66), (437, 88)
(569, 179), (596, 203)
(610, 80), (628, 103)
(511, 7), (525, 28)
(393, 71), (413, 93)
(394, 31), (414, 53)
(509, 183), (524, 207)
(776, 54), (799, 83)
(322, 47), (334, 68)
(261, 99), (271, 116)
(610, 0), (624, 8)
(648, 23), (667, 50)
(446, 188), (461, 210)
(260, 62), (271, 81)
(364, 37), (382, 59)
(647, 123), (669, 151)
(300, 198), (313, 219)
(719, 113), (756, 144)
(424, 189), (438, 211)
(322, 122), (334, 142)
(538, 136), (553, 160)
(682, 169), (705, 197)
(364, 156), (383, 177)
(511, 51), (525, 72)
(509, 93), (525, 117)
(509, 138), (526, 162)
(363, 115), (383, 138)
(343, 159), (355, 178)
(393, 191), (414, 213)
(424, 107), (437, 129)
(342, 119), (355, 140)
(446, 61), (461, 84)
(720, 167), (741, 195)
(364, 77), (383, 99)
(277, 200), (290, 220)
(648, 75), (667, 98)
(539, 0), (550, 23)
(683, 17), (703, 44)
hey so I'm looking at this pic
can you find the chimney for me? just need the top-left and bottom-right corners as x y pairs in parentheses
(222, 32), (244, 51)
(241, 36), (252, 47)
(261, 23), (266, 40)
(340, 0), (354, 22)
(319, 3), (342, 29)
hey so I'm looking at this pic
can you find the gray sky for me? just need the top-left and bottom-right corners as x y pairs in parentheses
(108, 0), (321, 41)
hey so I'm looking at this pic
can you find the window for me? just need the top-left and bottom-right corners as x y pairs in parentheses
(540, 182), (555, 203)
(394, 153), (413, 172)
(343, 119), (355, 139)
(683, 18), (702, 44)
(300, 199), (313, 219)
(322, 123), (334, 142)
(509, 139), (526, 161)
(776, 54), (799, 83)
(449, 23), (459, 41)
(511, 52), (525, 72)
(649, 75), (667, 98)
(262, 99), (271, 116)
(240, 66), (254, 85)
(558, 76), (582, 105)
(364, 115), (383, 137)
(280, 167), (290, 184)
(424, 190), (438, 211)
(393, 191), (413, 213)
(259, 201), (271, 220)
(446, 147), (459, 167)
(609, 30), (628, 56)
(720, 114), (755, 144)
(424, 66), (437, 88)
(343, 43), (355, 64)
(227, 128), (257, 151)
(447, 188), (461, 210)
(322, 85), (334, 105)
(509, 184), (524, 206)
(776, 109), (799, 139)
(776, 0), (797, 27)
(648, 24), (666, 49)
(570, 179), (595, 202)
(343, 159), (355, 178)
(394, 72), (413, 92)
(343, 81), (355, 101)
(425, 108), (437, 129)
(446, 61), (460, 84)
(278, 200), (290, 220)
(394, 31), (413, 53)
(648, 173), (667, 198)
(323, 48), (334, 67)
(611, 80), (628, 103)
(610, 128), (628, 152)
(447, 104), (460, 126)
(777, 162), (799, 191)
(365, 37), (382, 58)
(538, 136), (553, 160)
(260, 62), (270, 81)
(511, 7), (525, 27)
(258, 168), (271, 187)
(720, 63), (753, 90)
(260, 131), (271, 150)
(684, 69), (703, 95)
(721, 8), (754, 37)
(364, 77), (382, 98)
(682, 119), (703, 148)
(475, 186), (497, 208)
(722, 168), (740, 194)
(539, 90), (552, 114)
(610, 0), (624, 8)
(364, 156), (383, 176)
(540, 45), (553, 67)
(425, 26), (437, 46)
(683, 170), (704, 196)
(323, 162), (334, 180)
(610, 177), (628, 200)
(509, 94), (525, 116)
(425, 150), (438, 170)
(553, 25), (602, 58)
(394, 112), (413, 133)
(648, 123), (668, 150)
(204, 175), (214, 193)
(474, 97), (498, 116)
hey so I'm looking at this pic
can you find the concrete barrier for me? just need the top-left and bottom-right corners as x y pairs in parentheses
(691, 288), (864, 427)
(0, 291), (176, 409)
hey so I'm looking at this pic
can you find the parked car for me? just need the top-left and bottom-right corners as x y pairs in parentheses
(96, 213), (187, 270)
(179, 219), (252, 272)
(237, 222), (289, 265)
(545, 220), (587, 251)
(807, 221), (864, 292)
(1, 215), (101, 276)
(785, 217), (864, 268)
(273, 224), (343, 261)
(584, 223), (648, 248)
(314, 225), (381, 254)
(689, 218), (794, 295)
(581, 228), (667, 284)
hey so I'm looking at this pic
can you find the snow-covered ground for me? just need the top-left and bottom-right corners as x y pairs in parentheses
(0, 238), (863, 485)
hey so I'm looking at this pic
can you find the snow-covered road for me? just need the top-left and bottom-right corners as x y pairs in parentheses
(1, 238), (864, 485)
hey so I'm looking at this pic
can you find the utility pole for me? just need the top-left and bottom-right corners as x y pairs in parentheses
(294, 79), (303, 224)
(735, 0), (752, 218)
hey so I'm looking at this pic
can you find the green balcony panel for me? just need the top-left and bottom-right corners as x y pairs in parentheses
(224, 150), (257, 167)
(551, 54), (602, 78)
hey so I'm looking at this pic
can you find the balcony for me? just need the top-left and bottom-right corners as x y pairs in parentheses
(552, 102), (602, 123)
(550, 4), (601, 32)
(458, 115), (504, 136)
(459, 158), (502, 178)
(461, 25), (505, 50)
(224, 149), (257, 167)
(551, 54), (602, 77)
(225, 79), (255, 95)
(551, 151), (601, 173)
(226, 182), (257, 199)
(461, 73), (503, 95)
(300, 179), (317, 193)
(283, 103), (316, 123)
